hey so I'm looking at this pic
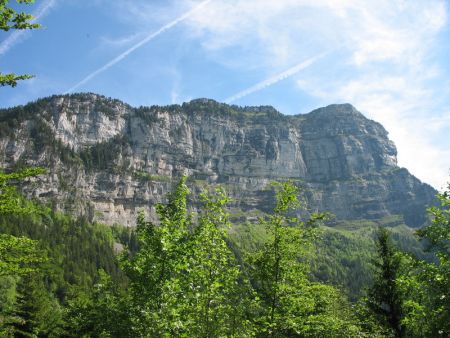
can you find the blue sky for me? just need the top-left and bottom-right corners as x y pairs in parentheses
(1, 0), (449, 189)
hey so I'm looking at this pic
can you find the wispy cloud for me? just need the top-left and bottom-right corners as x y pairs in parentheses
(224, 52), (327, 103)
(0, 0), (56, 55)
(99, 33), (143, 48)
(64, 0), (211, 94)
(184, 0), (449, 188)
(297, 69), (450, 189)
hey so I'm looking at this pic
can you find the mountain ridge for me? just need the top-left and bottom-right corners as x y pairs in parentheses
(0, 93), (437, 227)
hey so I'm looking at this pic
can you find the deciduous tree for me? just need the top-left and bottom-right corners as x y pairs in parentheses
(397, 182), (449, 337)
(249, 182), (359, 337)
(0, 0), (40, 87)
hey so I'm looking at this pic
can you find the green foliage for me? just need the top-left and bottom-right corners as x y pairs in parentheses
(123, 178), (254, 336)
(0, 166), (62, 336)
(311, 228), (375, 301)
(181, 98), (285, 124)
(0, 166), (124, 292)
(310, 221), (429, 301)
(233, 219), (428, 302)
(367, 227), (404, 337)
(0, 0), (40, 87)
(111, 223), (139, 254)
(4, 273), (63, 337)
(248, 181), (361, 336)
(63, 270), (133, 338)
(2, 165), (446, 337)
(0, 168), (47, 277)
(396, 183), (450, 337)
(133, 170), (171, 182)
(0, 212), (124, 293)
(0, 73), (34, 87)
(0, 234), (46, 276)
(134, 106), (161, 124)
(351, 300), (396, 337)
(418, 185), (450, 257)
(177, 188), (254, 337)
(122, 177), (192, 336)
(79, 136), (129, 172)
(0, 0), (39, 31)
(0, 167), (46, 215)
(0, 166), (126, 336)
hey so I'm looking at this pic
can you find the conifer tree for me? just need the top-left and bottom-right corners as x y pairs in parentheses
(0, 168), (49, 336)
(6, 273), (62, 337)
(367, 227), (404, 337)
(0, 168), (47, 278)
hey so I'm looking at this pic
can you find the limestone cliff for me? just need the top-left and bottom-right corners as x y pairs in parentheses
(0, 93), (437, 227)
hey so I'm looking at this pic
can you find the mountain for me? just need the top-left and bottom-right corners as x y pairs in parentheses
(0, 93), (437, 227)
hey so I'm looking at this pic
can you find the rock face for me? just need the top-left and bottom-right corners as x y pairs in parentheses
(0, 93), (437, 227)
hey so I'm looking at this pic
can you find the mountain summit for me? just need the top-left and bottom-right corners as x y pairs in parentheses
(0, 93), (436, 227)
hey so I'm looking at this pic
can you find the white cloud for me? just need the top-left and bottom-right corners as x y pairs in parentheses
(297, 71), (450, 189)
(181, 0), (449, 188)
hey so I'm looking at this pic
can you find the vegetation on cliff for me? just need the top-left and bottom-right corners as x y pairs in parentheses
(0, 167), (448, 336)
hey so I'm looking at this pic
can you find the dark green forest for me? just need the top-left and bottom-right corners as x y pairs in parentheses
(0, 168), (448, 337)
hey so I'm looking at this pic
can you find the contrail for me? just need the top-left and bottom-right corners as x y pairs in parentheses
(224, 52), (328, 103)
(0, 0), (56, 55)
(65, 0), (211, 94)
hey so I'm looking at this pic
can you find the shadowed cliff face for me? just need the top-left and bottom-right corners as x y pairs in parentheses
(0, 94), (437, 227)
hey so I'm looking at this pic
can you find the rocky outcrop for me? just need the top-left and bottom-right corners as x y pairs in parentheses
(0, 93), (437, 227)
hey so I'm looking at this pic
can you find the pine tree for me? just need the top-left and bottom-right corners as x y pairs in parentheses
(0, 168), (49, 336)
(7, 273), (62, 337)
(367, 227), (404, 337)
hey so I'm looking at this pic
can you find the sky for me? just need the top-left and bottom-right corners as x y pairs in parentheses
(1, 0), (449, 190)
